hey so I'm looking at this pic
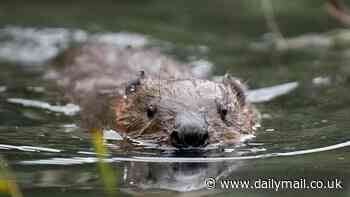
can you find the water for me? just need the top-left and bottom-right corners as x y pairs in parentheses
(0, 0), (350, 196)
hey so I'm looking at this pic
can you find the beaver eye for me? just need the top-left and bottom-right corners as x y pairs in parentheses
(220, 108), (228, 116)
(216, 101), (228, 121)
(146, 104), (157, 118)
(219, 106), (228, 120)
(125, 79), (141, 95)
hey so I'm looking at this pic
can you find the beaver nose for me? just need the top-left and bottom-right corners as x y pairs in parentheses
(170, 112), (209, 148)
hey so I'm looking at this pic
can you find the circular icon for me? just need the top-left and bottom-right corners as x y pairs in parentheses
(205, 177), (216, 189)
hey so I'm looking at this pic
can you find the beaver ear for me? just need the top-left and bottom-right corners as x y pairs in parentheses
(125, 70), (146, 95)
(223, 73), (247, 106)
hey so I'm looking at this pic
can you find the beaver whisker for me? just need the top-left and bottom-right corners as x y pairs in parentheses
(136, 118), (157, 137)
(126, 120), (144, 131)
(158, 59), (162, 100)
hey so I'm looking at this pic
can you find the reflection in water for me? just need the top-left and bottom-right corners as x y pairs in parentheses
(15, 148), (242, 192)
(119, 150), (236, 192)
(122, 161), (238, 192)
(17, 159), (240, 193)
(10, 140), (350, 194)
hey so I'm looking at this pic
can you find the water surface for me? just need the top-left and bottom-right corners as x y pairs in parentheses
(0, 1), (350, 196)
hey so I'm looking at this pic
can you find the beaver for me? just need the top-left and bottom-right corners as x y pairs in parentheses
(45, 42), (259, 148)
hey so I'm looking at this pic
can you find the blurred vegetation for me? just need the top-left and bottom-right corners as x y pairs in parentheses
(0, 156), (22, 197)
(1, 0), (348, 83)
(0, 0), (344, 38)
(90, 129), (117, 197)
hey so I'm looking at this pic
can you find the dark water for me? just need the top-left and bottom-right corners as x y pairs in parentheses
(0, 0), (350, 196)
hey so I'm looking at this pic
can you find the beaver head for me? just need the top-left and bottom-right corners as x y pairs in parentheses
(114, 72), (258, 148)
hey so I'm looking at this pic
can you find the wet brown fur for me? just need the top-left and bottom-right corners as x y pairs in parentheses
(47, 42), (259, 147)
